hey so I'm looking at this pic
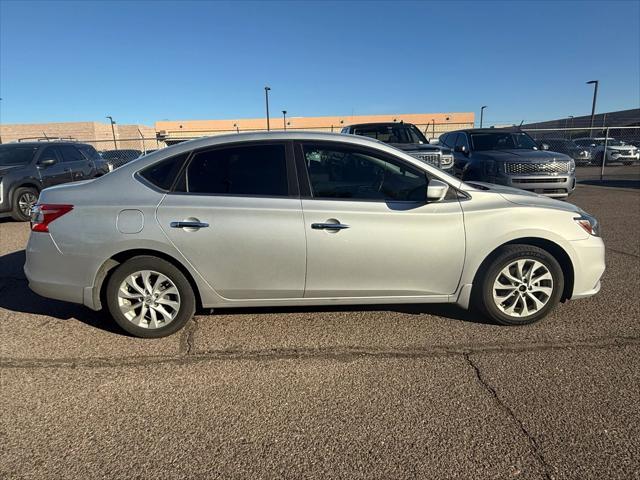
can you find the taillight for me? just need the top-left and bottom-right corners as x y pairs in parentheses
(30, 204), (74, 233)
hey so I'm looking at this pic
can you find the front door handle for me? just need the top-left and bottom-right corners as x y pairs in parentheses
(311, 222), (350, 230)
(170, 221), (209, 229)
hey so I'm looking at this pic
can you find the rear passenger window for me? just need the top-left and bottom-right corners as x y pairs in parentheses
(178, 144), (288, 196)
(57, 145), (86, 163)
(140, 153), (189, 191)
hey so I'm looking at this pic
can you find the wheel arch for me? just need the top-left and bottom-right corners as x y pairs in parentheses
(93, 248), (204, 311)
(472, 237), (575, 303)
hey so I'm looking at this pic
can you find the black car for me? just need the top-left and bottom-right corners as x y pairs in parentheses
(536, 138), (592, 165)
(341, 122), (454, 171)
(439, 128), (576, 199)
(0, 141), (104, 221)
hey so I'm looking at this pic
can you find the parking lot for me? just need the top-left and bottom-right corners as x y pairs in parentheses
(0, 181), (638, 479)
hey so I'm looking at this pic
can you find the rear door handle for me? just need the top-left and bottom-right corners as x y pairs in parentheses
(170, 221), (209, 229)
(311, 222), (350, 230)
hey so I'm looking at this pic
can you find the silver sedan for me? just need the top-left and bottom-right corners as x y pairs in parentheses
(24, 132), (605, 338)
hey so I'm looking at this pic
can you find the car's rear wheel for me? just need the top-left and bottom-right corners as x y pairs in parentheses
(106, 256), (196, 338)
(11, 187), (39, 221)
(475, 245), (564, 326)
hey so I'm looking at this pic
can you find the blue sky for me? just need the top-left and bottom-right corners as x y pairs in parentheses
(0, 0), (638, 126)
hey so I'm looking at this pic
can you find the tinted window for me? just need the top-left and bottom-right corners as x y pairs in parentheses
(352, 124), (428, 144)
(470, 132), (537, 151)
(39, 147), (60, 163)
(77, 144), (101, 161)
(179, 144), (288, 196)
(0, 145), (37, 166)
(455, 133), (469, 149)
(439, 133), (450, 147)
(140, 153), (189, 191)
(57, 145), (86, 163)
(302, 144), (428, 201)
(447, 133), (459, 148)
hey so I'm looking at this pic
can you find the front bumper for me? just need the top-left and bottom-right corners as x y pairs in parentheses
(493, 173), (577, 198)
(569, 235), (605, 300)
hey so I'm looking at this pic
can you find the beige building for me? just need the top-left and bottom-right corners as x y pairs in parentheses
(0, 121), (158, 151)
(156, 112), (474, 142)
(0, 112), (474, 150)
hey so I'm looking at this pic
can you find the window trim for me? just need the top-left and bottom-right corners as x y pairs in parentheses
(167, 140), (299, 199)
(294, 140), (438, 204)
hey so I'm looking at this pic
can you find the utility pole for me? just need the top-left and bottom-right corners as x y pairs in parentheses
(106, 116), (117, 149)
(586, 80), (599, 132)
(480, 106), (487, 128)
(264, 86), (271, 131)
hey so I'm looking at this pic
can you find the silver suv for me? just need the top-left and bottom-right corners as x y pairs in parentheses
(25, 132), (604, 338)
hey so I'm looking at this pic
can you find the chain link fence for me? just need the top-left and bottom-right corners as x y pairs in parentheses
(524, 126), (640, 183)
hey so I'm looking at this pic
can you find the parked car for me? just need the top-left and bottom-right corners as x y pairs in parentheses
(0, 141), (103, 221)
(99, 149), (143, 170)
(341, 122), (454, 172)
(25, 132), (604, 338)
(440, 129), (576, 199)
(573, 138), (639, 165)
(536, 138), (592, 166)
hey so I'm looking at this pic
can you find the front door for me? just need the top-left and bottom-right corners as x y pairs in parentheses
(36, 146), (72, 187)
(155, 142), (306, 300)
(297, 142), (465, 297)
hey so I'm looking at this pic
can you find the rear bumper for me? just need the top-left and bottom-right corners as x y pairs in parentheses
(24, 232), (91, 306)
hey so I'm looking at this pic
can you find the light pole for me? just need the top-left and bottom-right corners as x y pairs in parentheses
(105, 116), (117, 149)
(586, 80), (599, 132)
(480, 106), (487, 128)
(264, 86), (271, 131)
(282, 110), (287, 130)
(568, 115), (574, 139)
(233, 123), (239, 133)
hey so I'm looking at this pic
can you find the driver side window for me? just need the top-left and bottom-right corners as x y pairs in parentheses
(302, 144), (428, 202)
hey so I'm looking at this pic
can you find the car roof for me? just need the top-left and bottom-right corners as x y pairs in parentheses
(446, 128), (526, 135)
(4, 141), (90, 147)
(346, 122), (414, 129)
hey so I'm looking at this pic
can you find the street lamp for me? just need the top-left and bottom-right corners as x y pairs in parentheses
(586, 80), (599, 132)
(282, 110), (287, 130)
(264, 86), (271, 131)
(105, 115), (117, 149)
(233, 123), (239, 133)
(480, 106), (487, 128)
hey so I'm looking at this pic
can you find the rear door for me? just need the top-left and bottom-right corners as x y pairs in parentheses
(57, 145), (93, 181)
(155, 141), (307, 300)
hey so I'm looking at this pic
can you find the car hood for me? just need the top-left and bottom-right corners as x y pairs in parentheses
(0, 165), (26, 176)
(465, 181), (582, 213)
(390, 143), (447, 153)
(474, 150), (572, 162)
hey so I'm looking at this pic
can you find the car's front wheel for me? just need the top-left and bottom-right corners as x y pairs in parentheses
(475, 245), (564, 326)
(11, 187), (39, 221)
(106, 256), (196, 338)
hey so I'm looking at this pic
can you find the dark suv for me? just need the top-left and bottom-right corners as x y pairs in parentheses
(0, 141), (106, 221)
(440, 129), (576, 199)
(341, 122), (454, 171)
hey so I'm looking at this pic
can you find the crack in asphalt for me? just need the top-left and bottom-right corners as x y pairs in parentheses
(607, 247), (640, 259)
(179, 317), (198, 355)
(2, 335), (638, 370)
(464, 352), (554, 480)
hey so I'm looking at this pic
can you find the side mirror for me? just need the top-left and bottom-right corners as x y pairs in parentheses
(454, 145), (468, 154)
(38, 157), (57, 167)
(590, 144), (597, 148)
(539, 143), (549, 151)
(426, 179), (449, 202)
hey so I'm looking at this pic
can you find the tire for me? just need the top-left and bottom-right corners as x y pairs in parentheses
(11, 187), (39, 222)
(474, 245), (564, 326)
(106, 256), (196, 338)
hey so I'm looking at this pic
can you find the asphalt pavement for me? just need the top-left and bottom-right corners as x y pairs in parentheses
(1, 182), (639, 479)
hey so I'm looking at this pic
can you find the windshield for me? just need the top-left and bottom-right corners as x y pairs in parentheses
(0, 145), (37, 166)
(353, 124), (428, 144)
(470, 132), (538, 151)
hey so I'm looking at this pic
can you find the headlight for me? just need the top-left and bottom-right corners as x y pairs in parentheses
(574, 213), (599, 236)
(569, 159), (576, 173)
(440, 155), (453, 166)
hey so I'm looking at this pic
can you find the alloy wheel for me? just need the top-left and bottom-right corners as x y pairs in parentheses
(18, 192), (38, 218)
(117, 270), (181, 329)
(492, 259), (553, 318)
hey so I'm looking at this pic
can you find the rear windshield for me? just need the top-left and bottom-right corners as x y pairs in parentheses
(0, 145), (37, 166)
(352, 125), (428, 144)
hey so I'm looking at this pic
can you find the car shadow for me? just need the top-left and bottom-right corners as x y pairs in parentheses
(0, 249), (493, 337)
(579, 179), (640, 189)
